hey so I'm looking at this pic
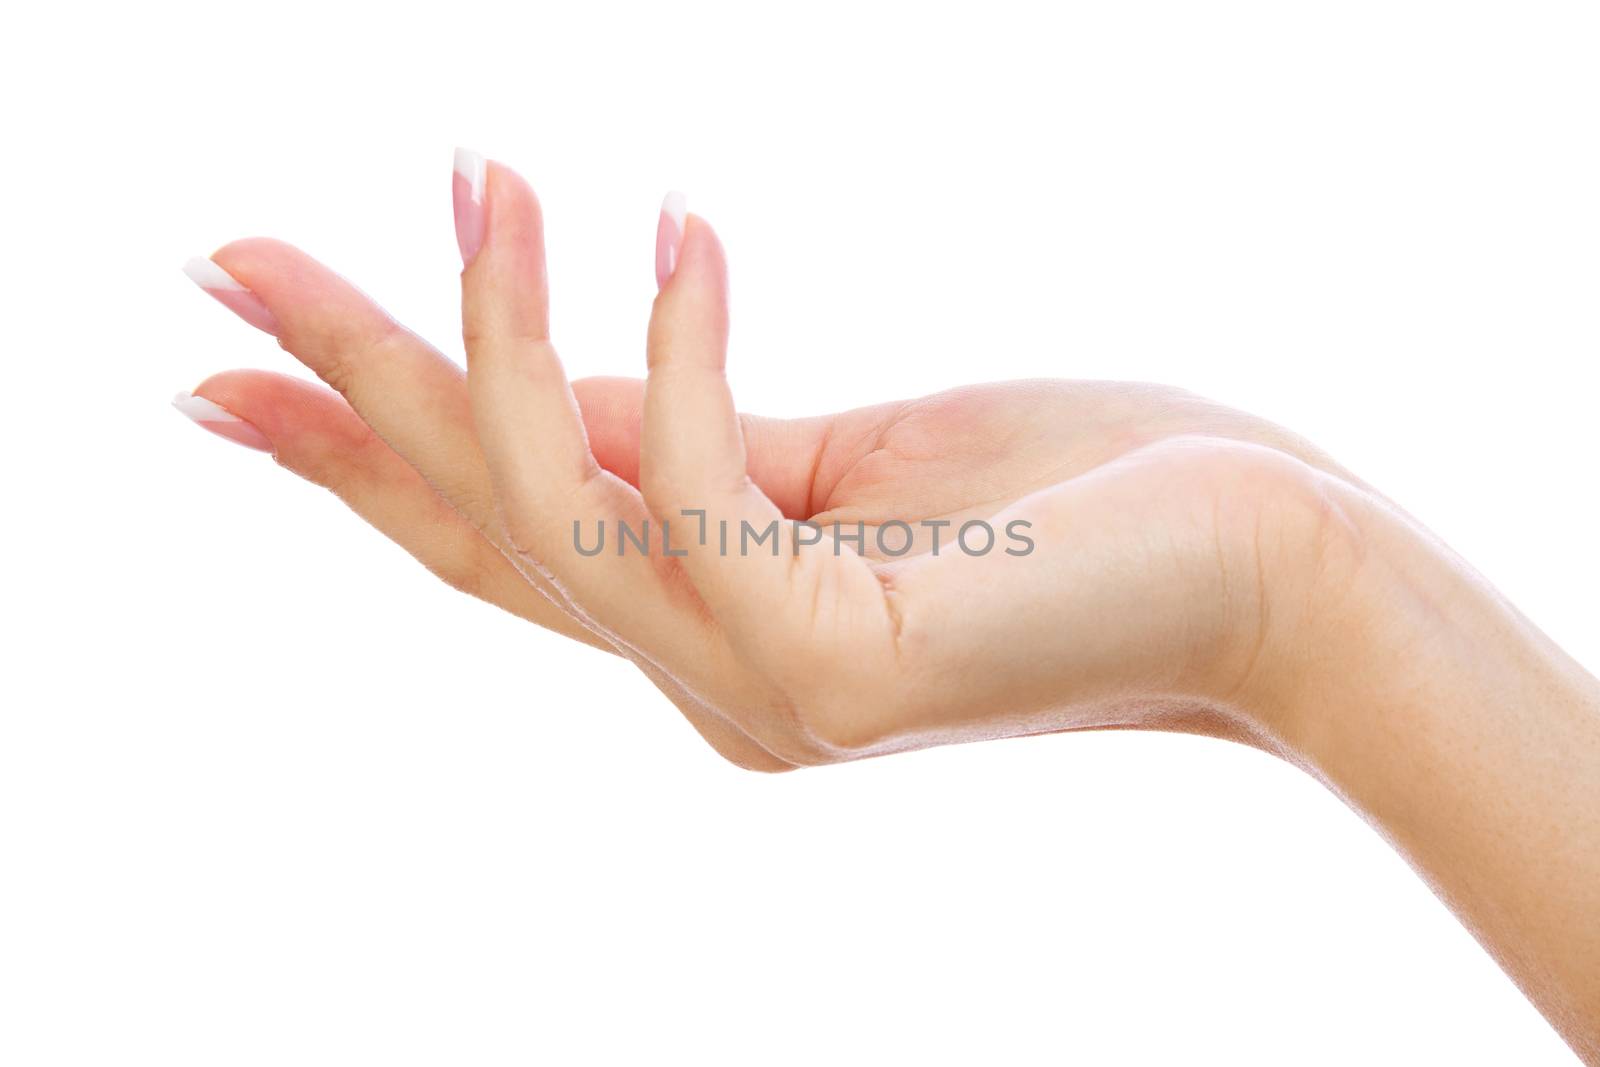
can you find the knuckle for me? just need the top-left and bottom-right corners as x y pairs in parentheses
(307, 341), (358, 399)
(637, 476), (671, 516)
(315, 320), (409, 402)
(462, 320), (557, 365)
(638, 465), (688, 517)
(460, 318), (492, 352)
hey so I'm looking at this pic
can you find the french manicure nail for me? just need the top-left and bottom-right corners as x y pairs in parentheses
(172, 392), (273, 452)
(182, 257), (280, 336)
(453, 147), (487, 266)
(655, 191), (687, 290)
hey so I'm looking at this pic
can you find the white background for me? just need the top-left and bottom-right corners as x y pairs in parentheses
(2, 1), (1596, 1063)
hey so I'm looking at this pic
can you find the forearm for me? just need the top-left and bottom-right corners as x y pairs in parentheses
(1262, 488), (1600, 1061)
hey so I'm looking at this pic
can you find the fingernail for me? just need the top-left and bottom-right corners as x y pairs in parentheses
(655, 191), (687, 290)
(172, 392), (273, 452)
(453, 147), (487, 266)
(182, 258), (280, 336)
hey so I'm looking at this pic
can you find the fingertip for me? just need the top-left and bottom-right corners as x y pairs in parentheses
(648, 212), (730, 366)
(172, 389), (274, 453)
(198, 237), (381, 343)
(453, 148), (488, 265)
(206, 237), (310, 284)
(653, 193), (726, 295)
(189, 368), (287, 417)
(655, 191), (687, 289)
(187, 370), (370, 456)
(466, 158), (551, 340)
(482, 160), (545, 242)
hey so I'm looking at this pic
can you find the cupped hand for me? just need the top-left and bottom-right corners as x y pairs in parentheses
(180, 157), (1365, 770)
(177, 154), (1600, 1059)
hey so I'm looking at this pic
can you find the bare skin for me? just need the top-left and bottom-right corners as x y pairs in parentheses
(180, 158), (1600, 1061)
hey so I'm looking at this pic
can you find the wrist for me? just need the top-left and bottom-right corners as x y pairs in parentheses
(1233, 476), (1600, 1055)
(1224, 470), (1485, 749)
(1248, 480), (1573, 760)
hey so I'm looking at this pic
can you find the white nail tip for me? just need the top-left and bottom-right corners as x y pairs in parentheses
(172, 392), (244, 424)
(182, 257), (247, 292)
(454, 147), (486, 204)
(661, 190), (687, 229)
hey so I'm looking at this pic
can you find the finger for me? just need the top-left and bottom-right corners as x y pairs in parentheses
(183, 246), (831, 527)
(642, 206), (780, 611)
(191, 238), (499, 540)
(184, 371), (792, 771)
(183, 369), (610, 650)
(641, 204), (884, 654)
(460, 160), (718, 664)
(185, 216), (787, 768)
(187, 237), (599, 644)
(458, 159), (795, 768)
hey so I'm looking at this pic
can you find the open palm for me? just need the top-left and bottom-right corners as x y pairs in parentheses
(182, 159), (1352, 770)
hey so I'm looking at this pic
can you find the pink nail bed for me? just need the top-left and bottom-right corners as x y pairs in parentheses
(655, 191), (687, 290)
(453, 148), (487, 266)
(182, 257), (280, 336)
(172, 392), (273, 452)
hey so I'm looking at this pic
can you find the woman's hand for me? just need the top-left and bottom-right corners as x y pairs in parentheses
(178, 157), (1368, 771)
(178, 153), (1600, 1057)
